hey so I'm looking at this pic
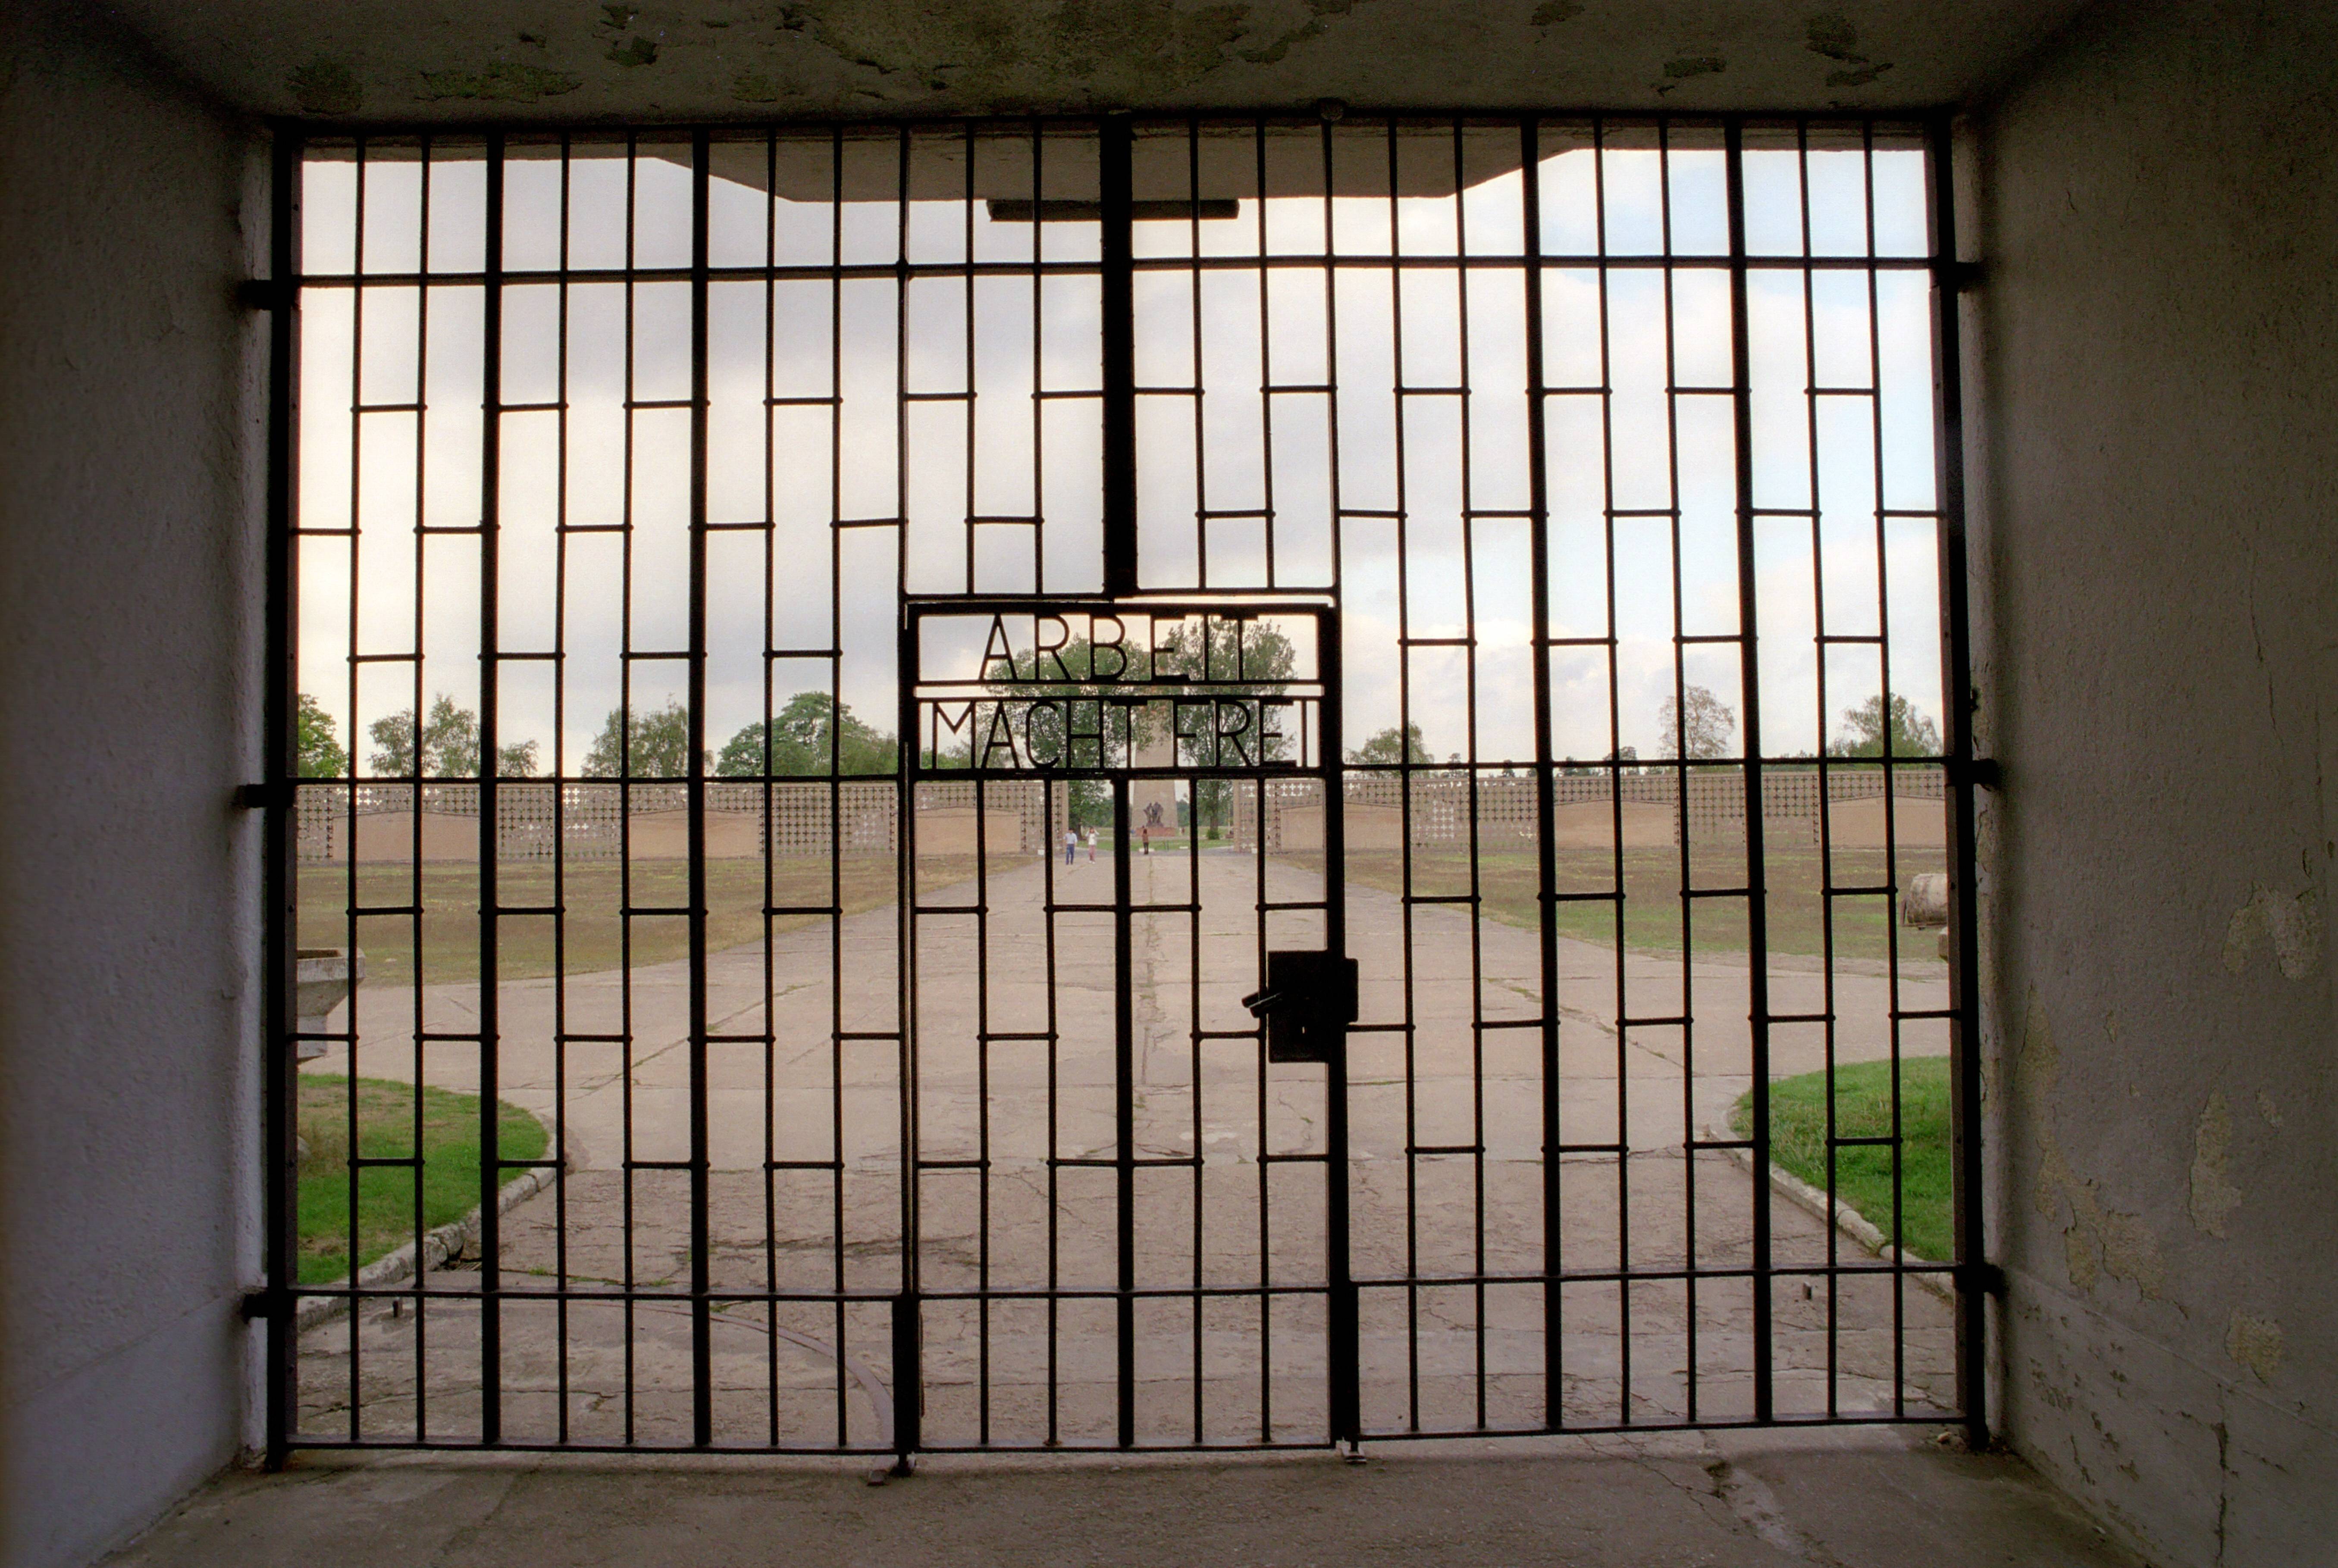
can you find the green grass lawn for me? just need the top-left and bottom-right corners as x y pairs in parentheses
(299, 854), (977, 988)
(297, 1075), (549, 1285)
(1293, 846), (1943, 962)
(1732, 1056), (1952, 1262)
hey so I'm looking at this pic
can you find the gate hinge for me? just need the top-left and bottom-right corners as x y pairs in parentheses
(235, 278), (286, 311)
(1937, 259), (1984, 294)
(239, 1286), (277, 1321)
(235, 782), (291, 810)
(1954, 1261), (2007, 1298)
(1949, 757), (2001, 792)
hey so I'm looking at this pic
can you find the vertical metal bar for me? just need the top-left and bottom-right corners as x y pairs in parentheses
(1655, 117), (1692, 1430)
(1518, 116), (1565, 1435)
(756, 125), (784, 1453)
(1113, 773), (1136, 1447)
(1322, 609), (1357, 1448)
(477, 130), (508, 1449)
(1383, 118), (1423, 1434)
(1590, 116), (1632, 1426)
(348, 135), (370, 1446)
(618, 132), (641, 1446)
(1101, 117), (1137, 597)
(1044, 753), (1062, 1448)
(895, 607), (922, 1473)
(1794, 119), (1845, 1421)
(411, 137), (436, 1445)
(825, 126), (852, 1450)
(1254, 122), (1277, 588)
(261, 123), (304, 1471)
(1862, 119), (1911, 1423)
(975, 773), (993, 1445)
(1186, 122), (1208, 589)
(1451, 117), (1491, 1433)
(551, 130), (575, 1445)
(1655, 116), (1702, 1427)
(1320, 125), (1353, 1443)
(1724, 118), (1777, 1425)
(1927, 115), (1988, 1449)
(333, 190), (361, 1430)
(688, 126), (715, 1450)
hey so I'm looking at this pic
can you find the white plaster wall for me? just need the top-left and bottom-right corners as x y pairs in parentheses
(0, 5), (266, 1565)
(1973, 2), (2338, 1562)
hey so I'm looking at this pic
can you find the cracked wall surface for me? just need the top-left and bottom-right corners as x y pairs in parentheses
(98, 0), (2090, 122)
(1974, 1), (2338, 1562)
(0, 6), (267, 1568)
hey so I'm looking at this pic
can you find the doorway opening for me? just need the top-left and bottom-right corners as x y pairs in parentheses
(266, 114), (1981, 1461)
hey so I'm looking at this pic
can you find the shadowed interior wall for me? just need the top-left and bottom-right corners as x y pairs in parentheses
(1973, 2), (2338, 1562)
(0, 6), (264, 1565)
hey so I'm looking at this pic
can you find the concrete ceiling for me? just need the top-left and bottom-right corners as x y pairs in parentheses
(109, 0), (2095, 125)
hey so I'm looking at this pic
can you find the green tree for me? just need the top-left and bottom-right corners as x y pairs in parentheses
(1347, 722), (1432, 767)
(583, 699), (700, 778)
(366, 694), (538, 777)
(1658, 683), (1736, 761)
(1830, 692), (1941, 759)
(716, 692), (897, 778)
(296, 692), (348, 778)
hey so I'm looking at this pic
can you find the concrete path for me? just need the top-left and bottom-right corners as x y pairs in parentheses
(107, 1429), (2141, 1568)
(299, 849), (1954, 1450)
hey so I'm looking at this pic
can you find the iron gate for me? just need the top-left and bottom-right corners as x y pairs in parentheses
(262, 113), (1984, 1463)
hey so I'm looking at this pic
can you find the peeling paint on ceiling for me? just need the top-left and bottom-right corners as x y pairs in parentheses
(104, 0), (2092, 122)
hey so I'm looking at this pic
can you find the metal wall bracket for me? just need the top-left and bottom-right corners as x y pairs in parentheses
(1937, 258), (1984, 293)
(1950, 757), (2002, 791)
(1955, 1261), (2008, 1297)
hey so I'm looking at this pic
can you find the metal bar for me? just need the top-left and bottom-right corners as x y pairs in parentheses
(1322, 610), (1356, 1446)
(552, 127), (575, 1445)
(1929, 114), (1989, 1450)
(1113, 773), (1136, 1447)
(476, 130), (507, 1448)
(1725, 118), (1777, 1425)
(1100, 117), (1137, 596)
(896, 592), (922, 1473)
(687, 126), (715, 1450)
(291, 252), (1937, 290)
(261, 122), (303, 1471)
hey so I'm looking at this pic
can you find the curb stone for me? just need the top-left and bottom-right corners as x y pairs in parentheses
(1708, 1126), (1953, 1305)
(295, 1162), (562, 1333)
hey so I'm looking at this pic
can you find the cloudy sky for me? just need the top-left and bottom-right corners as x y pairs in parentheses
(295, 135), (1940, 776)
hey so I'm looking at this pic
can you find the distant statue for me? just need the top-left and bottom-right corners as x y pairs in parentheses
(1144, 800), (1164, 828)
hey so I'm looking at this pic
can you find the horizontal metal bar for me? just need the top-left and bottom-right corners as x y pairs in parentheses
(297, 251), (1938, 291)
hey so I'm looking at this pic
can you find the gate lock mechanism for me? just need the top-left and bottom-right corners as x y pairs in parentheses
(1241, 950), (1359, 1064)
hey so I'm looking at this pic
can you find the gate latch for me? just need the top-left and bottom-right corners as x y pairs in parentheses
(1241, 950), (1358, 1065)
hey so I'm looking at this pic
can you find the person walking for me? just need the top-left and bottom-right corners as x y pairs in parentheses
(1084, 827), (1097, 862)
(1063, 828), (1077, 866)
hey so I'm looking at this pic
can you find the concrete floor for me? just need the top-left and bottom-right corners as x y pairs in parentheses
(299, 845), (1955, 1448)
(108, 1429), (2141, 1568)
